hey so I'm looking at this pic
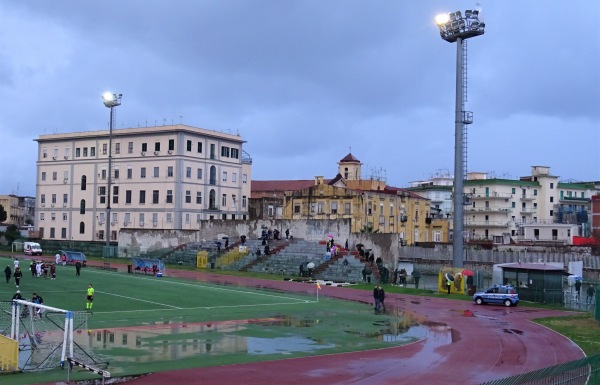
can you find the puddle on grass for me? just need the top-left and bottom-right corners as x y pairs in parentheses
(90, 310), (456, 364)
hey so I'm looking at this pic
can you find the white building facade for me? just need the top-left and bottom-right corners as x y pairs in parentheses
(35, 125), (252, 242)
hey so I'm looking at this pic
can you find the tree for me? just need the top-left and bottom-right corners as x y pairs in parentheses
(4, 224), (21, 244)
(0, 204), (6, 223)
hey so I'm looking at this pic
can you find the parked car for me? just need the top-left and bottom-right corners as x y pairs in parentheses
(473, 285), (519, 307)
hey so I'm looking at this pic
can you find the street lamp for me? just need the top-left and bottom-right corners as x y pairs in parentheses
(435, 9), (485, 268)
(102, 92), (122, 253)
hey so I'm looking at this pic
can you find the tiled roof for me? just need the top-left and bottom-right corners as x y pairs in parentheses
(339, 153), (360, 163)
(252, 180), (329, 191)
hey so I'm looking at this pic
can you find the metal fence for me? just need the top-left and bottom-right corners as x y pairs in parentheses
(478, 354), (600, 385)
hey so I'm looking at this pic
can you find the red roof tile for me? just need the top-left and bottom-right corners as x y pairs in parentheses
(339, 153), (361, 163)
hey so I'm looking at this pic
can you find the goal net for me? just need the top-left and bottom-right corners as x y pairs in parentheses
(0, 300), (103, 371)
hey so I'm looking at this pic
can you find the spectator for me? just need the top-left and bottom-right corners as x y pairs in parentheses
(12, 290), (23, 300)
(575, 280), (582, 299)
(4, 265), (11, 283)
(75, 260), (82, 276)
(587, 284), (596, 305)
(285, 229), (290, 239)
(13, 267), (22, 288)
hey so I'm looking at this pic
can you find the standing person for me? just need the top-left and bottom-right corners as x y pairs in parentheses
(13, 267), (22, 288)
(50, 264), (57, 280)
(30, 260), (36, 277)
(378, 286), (386, 311)
(75, 260), (82, 276)
(13, 258), (19, 271)
(4, 265), (11, 283)
(285, 229), (290, 240)
(587, 284), (596, 305)
(55, 252), (61, 264)
(575, 279), (582, 300)
(86, 284), (95, 310)
(12, 290), (23, 300)
(446, 277), (452, 294)
(31, 292), (44, 318)
(373, 286), (381, 311)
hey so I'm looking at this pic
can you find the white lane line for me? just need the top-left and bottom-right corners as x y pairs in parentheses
(96, 290), (182, 309)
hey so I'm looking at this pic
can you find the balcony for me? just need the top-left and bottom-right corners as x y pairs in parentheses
(470, 192), (512, 200)
(464, 220), (510, 228)
(519, 208), (537, 215)
(559, 196), (589, 203)
(520, 194), (535, 201)
(465, 206), (512, 213)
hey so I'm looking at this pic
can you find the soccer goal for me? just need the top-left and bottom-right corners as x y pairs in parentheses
(0, 300), (103, 371)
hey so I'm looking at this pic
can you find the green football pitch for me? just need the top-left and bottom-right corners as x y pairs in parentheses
(0, 256), (422, 385)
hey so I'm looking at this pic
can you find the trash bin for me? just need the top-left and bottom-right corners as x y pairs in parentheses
(210, 262), (215, 269)
(127, 264), (133, 274)
(468, 286), (477, 296)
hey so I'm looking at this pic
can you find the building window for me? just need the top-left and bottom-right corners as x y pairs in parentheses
(139, 190), (146, 204)
(168, 166), (174, 177)
(196, 192), (202, 204)
(40, 213), (45, 221)
(126, 190), (132, 204)
(75, 148), (80, 157)
(63, 194), (68, 205)
(153, 167), (159, 178)
(51, 194), (57, 204)
(294, 205), (300, 214)
(114, 169), (119, 179)
(317, 202), (324, 214)
(210, 144), (215, 159)
(141, 168), (146, 178)
(80, 199), (86, 214)
(550, 197), (554, 203)
(209, 166), (216, 185)
(231, 148), (239, 159)
(185, 190), (191, 203)
(139, 213), (145, 225)
(209, 190), (216, 209)
(242, 174), (247, 184)
(41, 194), (46, 205)
(152, 213), (158, 226)
(124, 213), (130, 224)
(100, 169), (106, 180)
(221, 146), (230, 157)
(81, 176), (87, 190)
(550, 183), (554, 189)
(550, 210), (554, 217)
(166, 190), (173, 204)
(152, 190), (159, 204)
(102, 143), (108, 155)
(166, 213), (172, 223)
(52, 172), (57, 181)
(41, 172), (46, 181)
(115, 143), (120, 154)
(232, 173), (237, 183)
(222, 194), (227, 207)
(345, 203), (351, 215)
(242, 195), (247, 208)
(83, 147), (88, 157)
(154, 142), (160, 152)
(127, 167), (133, 179)
(331, 202), (338, 214)
(186, 167), (192, 178)
(197, 142), (202, 153)
(222, 171), (227, 182)
(232, 194), (236, 207)
(128, 142), (133, 153)
(90, 147), (96, 156)
(433, 230), (442, 242)
(197, 168), (202, 179)
(187, 140), (192, 151)
(79, 222), (85, 234)
(142, 143), (148, 152)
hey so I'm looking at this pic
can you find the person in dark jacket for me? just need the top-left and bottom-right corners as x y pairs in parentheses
(378, 286), (386, 311)
(13, 267), (23, 288)
(4, 265), (11, 283)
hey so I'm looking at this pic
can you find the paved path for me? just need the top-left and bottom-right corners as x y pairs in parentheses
(32, 258), (585, 385)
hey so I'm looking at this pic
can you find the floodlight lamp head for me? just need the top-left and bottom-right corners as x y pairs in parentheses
(102, 92), (122, 108)
(435, 13), (450, 26)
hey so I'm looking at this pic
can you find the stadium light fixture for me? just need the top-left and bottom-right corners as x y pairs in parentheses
(102, 92), (122, 251)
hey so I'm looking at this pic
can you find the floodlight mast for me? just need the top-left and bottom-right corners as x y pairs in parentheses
(435, 9), (485, 268)
(102, 92), (122, 250)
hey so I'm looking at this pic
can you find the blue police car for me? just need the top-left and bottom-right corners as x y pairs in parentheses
(473, 285), (519, 307)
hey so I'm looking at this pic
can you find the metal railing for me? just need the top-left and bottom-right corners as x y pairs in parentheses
(478, 353), (600, 385)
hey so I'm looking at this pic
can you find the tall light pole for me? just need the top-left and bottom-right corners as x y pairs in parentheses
(102, 92), (122, 252)
(435, 9), (485, 268)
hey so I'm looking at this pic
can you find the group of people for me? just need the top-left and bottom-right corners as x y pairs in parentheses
(4, 258), (24, 288)
(373, 285), (386, 311)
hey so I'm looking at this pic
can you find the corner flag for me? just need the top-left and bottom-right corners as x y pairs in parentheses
(316, 282), (321, 290)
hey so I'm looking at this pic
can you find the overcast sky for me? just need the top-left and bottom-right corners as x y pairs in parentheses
(1, 1), (598, 197)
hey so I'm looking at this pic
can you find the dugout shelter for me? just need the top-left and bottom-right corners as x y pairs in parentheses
(130, 258), (165, 276)
(58, 250), (87, 266)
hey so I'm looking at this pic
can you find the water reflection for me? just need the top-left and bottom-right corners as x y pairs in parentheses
(92, 312), (455, 365)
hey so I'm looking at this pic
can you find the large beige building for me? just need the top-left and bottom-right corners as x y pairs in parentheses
(35, 124), (252, 242)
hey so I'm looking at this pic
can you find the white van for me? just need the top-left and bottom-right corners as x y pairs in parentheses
(24, 242), (43, 256)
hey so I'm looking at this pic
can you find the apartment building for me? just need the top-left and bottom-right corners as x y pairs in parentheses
(35, 124), (252, 242)
(463, 166), (595, 244)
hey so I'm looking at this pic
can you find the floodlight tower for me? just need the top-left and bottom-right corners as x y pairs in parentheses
(102, 92), (122, 251)
(435, 9), (485, 268)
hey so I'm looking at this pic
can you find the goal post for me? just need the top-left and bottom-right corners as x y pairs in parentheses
(0, 300), (102, 371)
